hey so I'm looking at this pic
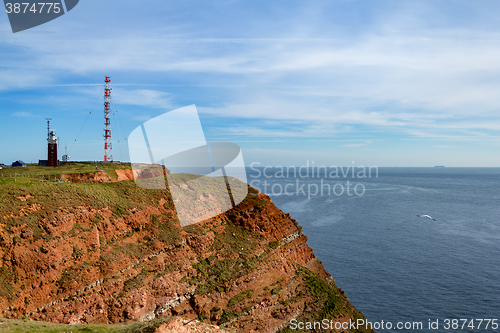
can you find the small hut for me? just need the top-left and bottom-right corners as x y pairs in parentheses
(12, 160), (26, 167)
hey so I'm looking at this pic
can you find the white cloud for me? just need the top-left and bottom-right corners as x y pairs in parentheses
(198, 100), (495, 135)
(341, 143), (369, 148)
(11, 111), (37, 117)
(112, 89), (174, 110)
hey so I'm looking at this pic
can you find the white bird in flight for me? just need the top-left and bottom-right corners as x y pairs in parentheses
(417, 215), (436, 221)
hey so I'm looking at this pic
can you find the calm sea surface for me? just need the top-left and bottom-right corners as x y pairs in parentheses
(245, 167), (500, 332)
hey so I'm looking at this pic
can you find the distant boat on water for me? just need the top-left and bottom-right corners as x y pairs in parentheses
(434, 166), (445, 167)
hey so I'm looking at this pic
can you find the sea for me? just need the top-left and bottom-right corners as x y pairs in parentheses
(244, 167), (500, 332)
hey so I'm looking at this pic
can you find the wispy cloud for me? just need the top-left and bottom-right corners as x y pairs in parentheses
(341, 143), (370, 148)
(112, 89), (174, 110)
(198, 100), (498, 137)
(11, 111), (38, 117)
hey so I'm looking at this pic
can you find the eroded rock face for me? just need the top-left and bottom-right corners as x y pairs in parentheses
(61, 165), (170, 183)
(0, 177), (373, 333)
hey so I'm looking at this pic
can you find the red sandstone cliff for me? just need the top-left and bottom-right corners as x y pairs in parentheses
(0, 173), (373, 333)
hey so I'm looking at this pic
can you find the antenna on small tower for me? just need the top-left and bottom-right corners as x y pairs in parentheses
(62, 144), (70, 162)
(46, 118), (52, 140)
(104, 76), (113, 162)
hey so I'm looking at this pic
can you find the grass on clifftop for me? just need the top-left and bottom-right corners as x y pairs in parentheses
(0, 162), (129, 179)
(0, 163), (243, 223)
(0, 316), (171, 333)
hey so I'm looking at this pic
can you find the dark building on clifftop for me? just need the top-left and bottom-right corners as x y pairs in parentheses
(11, 160), (26, 167)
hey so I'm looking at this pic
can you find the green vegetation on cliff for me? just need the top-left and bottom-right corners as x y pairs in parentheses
(0, 316), (172, 333)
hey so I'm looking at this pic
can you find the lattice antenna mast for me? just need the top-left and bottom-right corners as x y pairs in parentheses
(46, 118), (52, 140)
(104, 76), (113, 162)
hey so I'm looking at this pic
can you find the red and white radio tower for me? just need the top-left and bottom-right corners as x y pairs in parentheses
(104, 76), (113, 162)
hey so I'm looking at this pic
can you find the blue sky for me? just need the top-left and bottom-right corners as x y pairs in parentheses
(1, 0), (499, 167)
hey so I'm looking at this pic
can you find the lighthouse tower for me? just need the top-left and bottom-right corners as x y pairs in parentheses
(47, 124), (59, 167)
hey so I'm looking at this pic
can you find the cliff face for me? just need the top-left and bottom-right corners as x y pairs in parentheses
(0, 171), (373, 333)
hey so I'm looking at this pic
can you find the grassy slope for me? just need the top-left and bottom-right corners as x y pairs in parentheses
(0, 316), (172, 333)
